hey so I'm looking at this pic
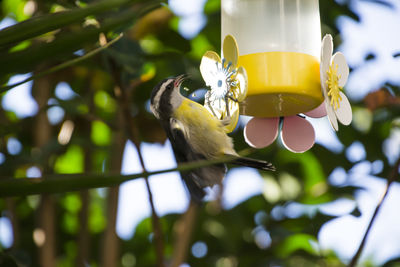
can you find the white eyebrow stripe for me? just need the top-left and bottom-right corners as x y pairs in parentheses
(151, 78), (173, 116)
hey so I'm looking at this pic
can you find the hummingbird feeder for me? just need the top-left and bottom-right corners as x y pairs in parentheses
(222, 0), (322, 117)
(200, 0), (353, 153)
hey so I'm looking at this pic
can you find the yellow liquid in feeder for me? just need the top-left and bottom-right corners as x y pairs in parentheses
(239, 51), (323, 117)
(221, 0), (324, 117)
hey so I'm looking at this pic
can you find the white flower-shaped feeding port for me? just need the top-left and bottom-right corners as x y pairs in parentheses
(321, 34), (352, 131)
(200, 35), (248, 133)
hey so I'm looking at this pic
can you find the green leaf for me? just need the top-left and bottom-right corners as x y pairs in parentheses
(190, 33), (214, 59)
(278, 150), (329, 204)
(0, 0), (134, 47)
(62, 193), (82, 213)
(298, 152), (326, 194)
(91, 120), (112, 146)
(0, 11), (135, 74)
(62, 212), (79, 234)
(157, 28), (191, 53)
(89, 201), (106, 233)
(276, 233), (318, 258)
(0, 1), (164, 75)
(204, 0), (221, 14)
(0, 33), (123, 93)
(54, 145), (84, 174)
(94, 91), (117, 113)
(2, 0), (30, 22)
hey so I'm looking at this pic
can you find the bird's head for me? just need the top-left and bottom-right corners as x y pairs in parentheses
(150, 75), (186, 119)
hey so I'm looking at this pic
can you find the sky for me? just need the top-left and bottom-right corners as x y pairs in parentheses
(1, 0), (400, 265)
(337, 0), (400, 101)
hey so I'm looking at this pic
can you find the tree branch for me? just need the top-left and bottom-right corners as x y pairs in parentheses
(137, 147), (166, 267)
(348, 157), (400, 267)
(170, 200), (199, 267)
(32, 63), (56, 267)
(0, 153), (249, 197)
(115, 78), (166, 267)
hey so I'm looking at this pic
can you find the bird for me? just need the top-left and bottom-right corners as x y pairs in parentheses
(150, 75), (275, 202)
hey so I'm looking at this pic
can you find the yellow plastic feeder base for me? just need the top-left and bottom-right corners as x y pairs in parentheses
(238, 51), (324, 117)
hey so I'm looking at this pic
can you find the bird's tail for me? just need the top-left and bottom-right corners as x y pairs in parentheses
(181, 173), (206, 203)
(231, 156), (275, 171)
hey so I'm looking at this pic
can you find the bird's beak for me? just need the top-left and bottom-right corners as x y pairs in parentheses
(174, 74), (187, 88)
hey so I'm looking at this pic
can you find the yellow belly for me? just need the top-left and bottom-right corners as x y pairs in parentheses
(174, 98), (235, 158)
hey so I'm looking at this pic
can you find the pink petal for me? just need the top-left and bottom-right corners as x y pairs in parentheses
(305, 102), (327, 118)
(281, 116), (315, 153)
(244, 117), (279, 148)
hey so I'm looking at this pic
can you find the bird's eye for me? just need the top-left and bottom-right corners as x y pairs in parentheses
(166, 83), (173, 90)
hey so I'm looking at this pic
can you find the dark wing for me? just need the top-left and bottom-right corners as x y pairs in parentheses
(161, 118), (206, 202)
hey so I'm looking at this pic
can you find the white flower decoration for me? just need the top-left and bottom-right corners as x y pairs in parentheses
(320, 34), (352, 131)
(200, 34), (248, 132)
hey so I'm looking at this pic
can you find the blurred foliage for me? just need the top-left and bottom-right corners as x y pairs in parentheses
(0, 0), (399, 267)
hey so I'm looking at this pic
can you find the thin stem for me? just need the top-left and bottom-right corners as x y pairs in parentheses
(117, 89), (165, 266)
(170, 201), (198, 267)
(120, 102), (166, 267)
(111, 58), (165, 266)
(141, 152), (166, 267)
(348, 157), (400, 267)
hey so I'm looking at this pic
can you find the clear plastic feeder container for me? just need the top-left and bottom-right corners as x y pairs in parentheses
(222, 0), (323, 117)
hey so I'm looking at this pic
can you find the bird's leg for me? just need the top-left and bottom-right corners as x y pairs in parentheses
(220, 95), (232, 127)
(224, 95), (231, 118)
(205, 91), (218, 118)
(228, 94), (238, 103)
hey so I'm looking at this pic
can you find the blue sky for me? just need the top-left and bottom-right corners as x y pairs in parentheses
(1, 0), (400, 265)
(338, 0), (400, 101)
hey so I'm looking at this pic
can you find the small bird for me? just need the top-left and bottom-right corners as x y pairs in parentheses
(150, 75), (275, 202)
